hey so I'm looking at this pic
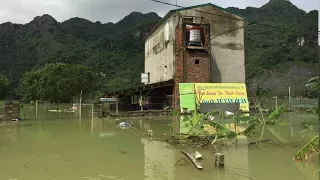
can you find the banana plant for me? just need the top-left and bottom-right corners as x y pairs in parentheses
(294, 135), (319, 161)
(267, 103), (287, 119)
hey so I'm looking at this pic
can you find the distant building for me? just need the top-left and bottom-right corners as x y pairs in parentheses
(106, 3), (247, 112)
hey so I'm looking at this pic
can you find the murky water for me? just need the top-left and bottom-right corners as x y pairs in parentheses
(0, 105), (318, 180)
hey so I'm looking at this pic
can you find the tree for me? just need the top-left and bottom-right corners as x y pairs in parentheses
(18, 64), (98, 103)
(0, 74), (9, 99)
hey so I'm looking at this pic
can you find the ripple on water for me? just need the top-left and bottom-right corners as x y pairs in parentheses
(82, 175), (121, 179)
(99, 175), (116, 178)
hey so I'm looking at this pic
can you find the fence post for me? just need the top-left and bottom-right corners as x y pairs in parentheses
(23, 105), (26, 120)
(272, 96), (278, 109)
(35, 100), (38, 120)
(41, 103), (43, 119)
(288, 86), (291, 111)
(299, 96), (302, 112)
(91, 103), (94, 118)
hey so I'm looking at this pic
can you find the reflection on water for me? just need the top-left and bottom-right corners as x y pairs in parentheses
(0, 106), (318, 180)
(142, 139), (175, 180)
(0, 123), (18, 144)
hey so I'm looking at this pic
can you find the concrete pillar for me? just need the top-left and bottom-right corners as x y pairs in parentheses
(147, 130), (153, 138)
(214, 153), (224, 168)
(140, 91), (143, 111)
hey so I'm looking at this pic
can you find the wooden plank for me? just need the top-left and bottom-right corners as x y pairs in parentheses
(181, 150), (203, 170)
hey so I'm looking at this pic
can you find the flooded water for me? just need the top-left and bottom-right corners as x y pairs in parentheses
(0, 105), (318, 180)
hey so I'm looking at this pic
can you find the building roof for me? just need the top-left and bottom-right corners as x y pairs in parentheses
(144, 3), (248, 41)
(106, 80), (174, 97)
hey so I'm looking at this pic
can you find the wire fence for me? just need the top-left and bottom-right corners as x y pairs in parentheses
(253, 97), (318, 110)
(0, 96), (318, 120)
(18, 103), (97, 120)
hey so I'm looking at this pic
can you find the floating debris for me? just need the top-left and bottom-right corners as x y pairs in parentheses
(181, 150), (203, 170)
(117, 122), (132, 129)
(194, 151), (203, 160)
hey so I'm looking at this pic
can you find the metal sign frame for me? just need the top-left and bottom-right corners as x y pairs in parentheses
(100, 98), (116, 102)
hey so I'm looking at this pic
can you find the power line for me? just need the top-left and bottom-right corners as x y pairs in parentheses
(149, 0), (318, 37)
(147, 0), (317, 83)
(149, 0), (246, 22)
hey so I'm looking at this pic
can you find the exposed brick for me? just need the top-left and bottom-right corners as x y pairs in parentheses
(173, 23), (210, 110)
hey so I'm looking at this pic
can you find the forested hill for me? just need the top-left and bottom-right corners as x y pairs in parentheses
(0, 0), (318, 97)
(0, 12), (161, 94)
(226, 0), (319, 96)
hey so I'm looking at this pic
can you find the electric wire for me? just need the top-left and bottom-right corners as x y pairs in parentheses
(149, 0), (319, 37)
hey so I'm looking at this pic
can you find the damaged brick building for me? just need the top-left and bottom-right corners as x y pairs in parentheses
(106, 3), (247, 112)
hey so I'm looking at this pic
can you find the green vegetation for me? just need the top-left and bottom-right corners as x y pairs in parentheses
(267, 104), (287, 119)
(295, 135), (319, 161)
(293, 76), (319, 162)
(0, 12), (160, 97)
(18, 64), (97, 103)
(0, 74), (9, 100)
(305, 76), (319, 115)
(227, 0), (319, 97)
(305, 76), (319, 92)
(0, 0), (318, 100)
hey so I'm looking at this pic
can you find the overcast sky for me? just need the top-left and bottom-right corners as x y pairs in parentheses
(0, 0), (318, 24)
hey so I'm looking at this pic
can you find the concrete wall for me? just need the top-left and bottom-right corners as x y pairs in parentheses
(144, 16), (176, 84)
(145, 5), (246, 84)
(177, 6), (246, 83)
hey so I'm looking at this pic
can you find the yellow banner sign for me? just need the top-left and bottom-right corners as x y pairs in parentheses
(194, 83), (249, 112)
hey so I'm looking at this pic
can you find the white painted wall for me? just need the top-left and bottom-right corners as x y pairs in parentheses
(178, 6), (246, 83)
(144, 5), (246, 84)
(144, 16), (176, 84)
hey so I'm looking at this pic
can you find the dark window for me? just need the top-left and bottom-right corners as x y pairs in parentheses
(195, 59), (199, 64)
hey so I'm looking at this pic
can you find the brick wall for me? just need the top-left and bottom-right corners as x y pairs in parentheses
(172, 22), (210, 110)
(186, 50), (210, 83)
(173, 23), (211, 110)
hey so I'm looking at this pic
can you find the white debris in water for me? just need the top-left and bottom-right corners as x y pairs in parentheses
(194, 151), (203, 160)
(225, 111), (234, 116)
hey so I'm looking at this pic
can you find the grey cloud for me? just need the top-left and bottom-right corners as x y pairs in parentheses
(0, 0), (318, 24)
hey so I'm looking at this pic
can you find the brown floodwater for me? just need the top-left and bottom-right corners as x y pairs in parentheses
(0, 105), (318, 180)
